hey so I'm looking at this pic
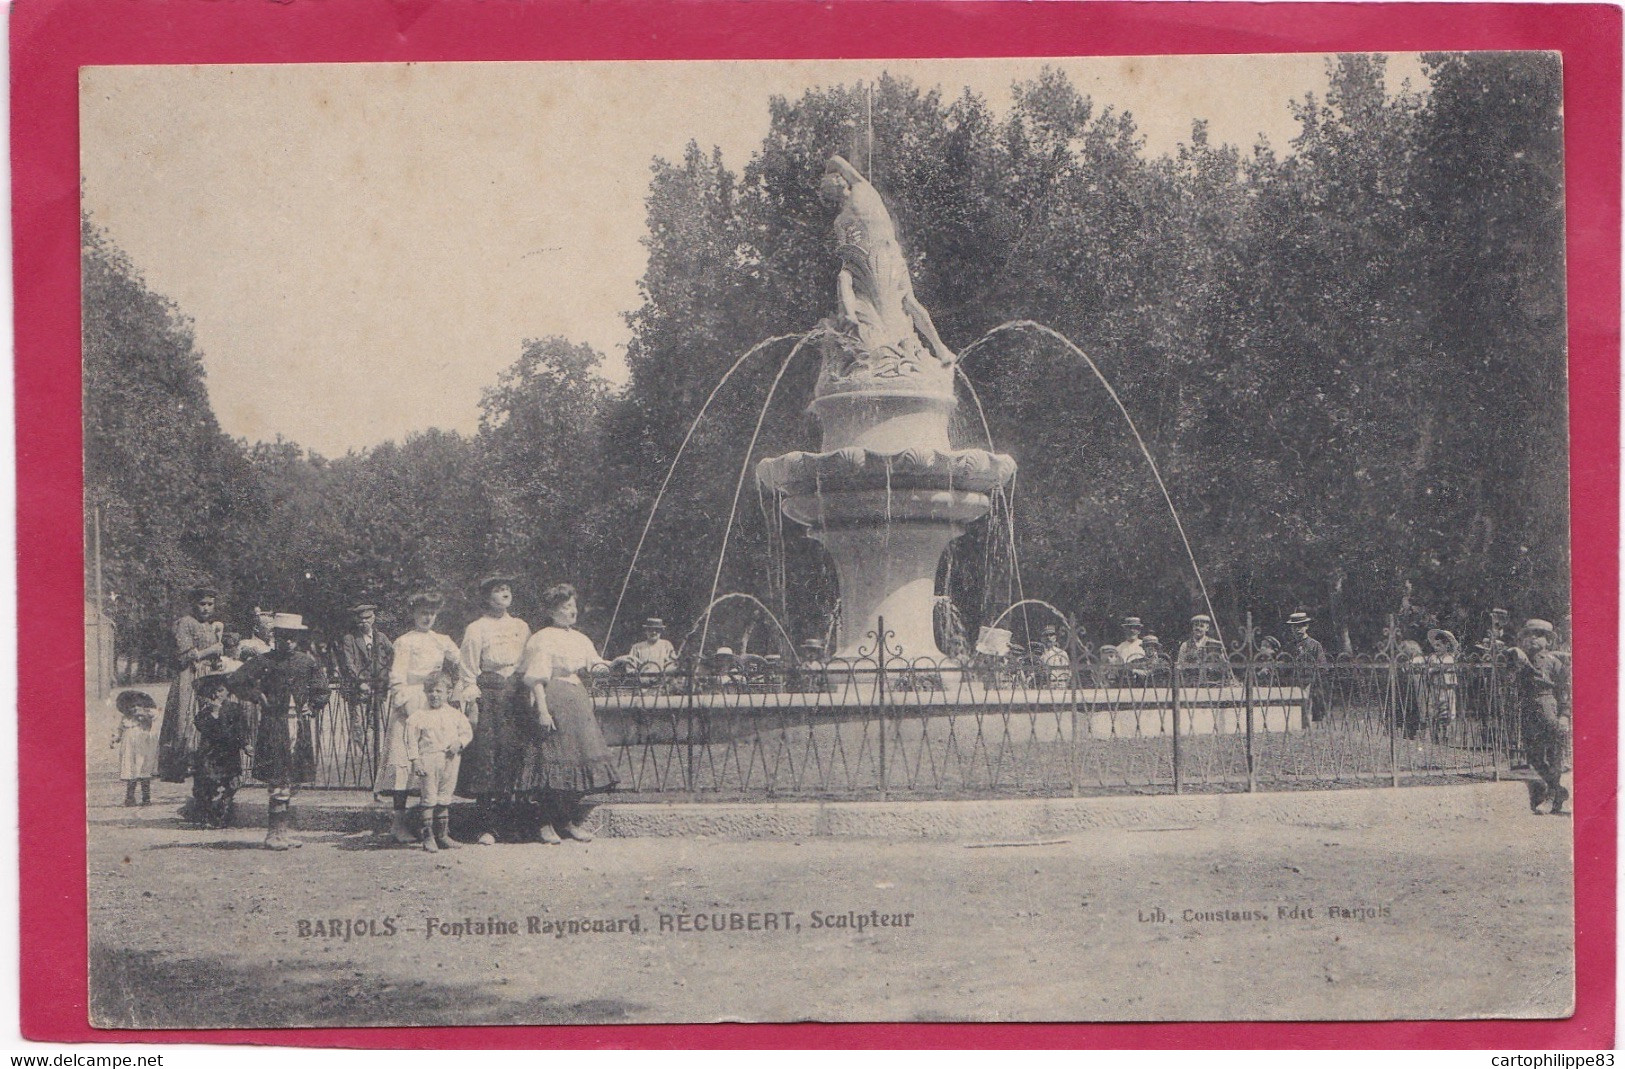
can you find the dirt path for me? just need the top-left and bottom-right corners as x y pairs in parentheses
(88, 772), (1572, 1027)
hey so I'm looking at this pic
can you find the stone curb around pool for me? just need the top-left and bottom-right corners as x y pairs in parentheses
(116, 780), (1533, 840)
(595, 780), (1528, 839)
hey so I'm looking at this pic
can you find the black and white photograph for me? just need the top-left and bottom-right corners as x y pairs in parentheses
(80, 53), (1574, 1027)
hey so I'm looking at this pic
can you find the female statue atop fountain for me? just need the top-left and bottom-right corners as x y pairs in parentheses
(820, 155), (956, 385)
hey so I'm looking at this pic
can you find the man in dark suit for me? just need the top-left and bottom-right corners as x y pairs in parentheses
(337, 602), (394, 748)
(1283, 610), (1328, 722)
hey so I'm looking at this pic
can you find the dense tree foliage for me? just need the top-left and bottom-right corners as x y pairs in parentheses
(86, 54), (1571, 670)
(83, 219), (267, 667)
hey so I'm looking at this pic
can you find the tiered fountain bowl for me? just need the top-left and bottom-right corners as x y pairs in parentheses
(757, 334), (1016, 661)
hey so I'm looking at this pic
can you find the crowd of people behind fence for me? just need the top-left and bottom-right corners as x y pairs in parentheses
(111, 583), (1575, 854)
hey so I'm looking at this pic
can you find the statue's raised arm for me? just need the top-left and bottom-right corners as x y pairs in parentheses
(819, 155), (956, 372)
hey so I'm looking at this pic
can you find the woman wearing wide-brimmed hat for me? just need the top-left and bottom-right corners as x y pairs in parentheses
(514, 583), (619, 844)
(375, 591), (474, 844)
(456, 574), (532, 845)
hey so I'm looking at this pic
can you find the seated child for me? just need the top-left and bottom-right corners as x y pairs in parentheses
(406, 670), (473, 852)
(111, 690), (159, 807)
(191, 672), (248, 828)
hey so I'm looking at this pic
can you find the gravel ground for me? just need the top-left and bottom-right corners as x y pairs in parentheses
(87, 783), (1572, 1028)
(87, 689), (1573, 1028)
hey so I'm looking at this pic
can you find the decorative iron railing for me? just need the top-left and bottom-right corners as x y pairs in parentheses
(253, 612), (1525, 797)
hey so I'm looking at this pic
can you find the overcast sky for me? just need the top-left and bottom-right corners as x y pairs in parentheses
(82, 55), (1427, 457)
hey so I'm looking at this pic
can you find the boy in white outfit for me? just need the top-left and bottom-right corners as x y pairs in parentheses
(407, 671), (473, 852)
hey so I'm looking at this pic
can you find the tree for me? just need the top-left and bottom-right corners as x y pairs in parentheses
(1410, 51), (1569, 621)
(83, 216), (265, 667)
(479, 335), (615, 607)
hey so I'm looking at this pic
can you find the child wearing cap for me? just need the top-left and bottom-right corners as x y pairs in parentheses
(111, 690), (160, 807)
(406, 671), (474, 852)
(1507, 619), (1571, 815)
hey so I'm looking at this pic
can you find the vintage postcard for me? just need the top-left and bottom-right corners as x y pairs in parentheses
(75, 50), (1582, 1029)
(58, 36), (1601, 1038)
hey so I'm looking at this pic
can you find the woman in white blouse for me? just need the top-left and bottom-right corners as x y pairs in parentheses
(516, 583), (619, 844)
(374, 591), (472, 844)
(457, 575), (531, 845)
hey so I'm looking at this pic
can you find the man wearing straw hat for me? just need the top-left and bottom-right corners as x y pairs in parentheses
(1283, 611), (1326, 664)
(228, 613), (330, 850)
(1283, 610), (1328, 722)
(1506, 618), (1571, 815)
(1114, 617), (1146, 665)
(1176, 614), (1229, 687)
(620, 618), (677, 674)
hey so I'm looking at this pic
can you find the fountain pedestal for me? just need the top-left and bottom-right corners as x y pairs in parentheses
(758, 386), (1016, 662)
(780, 487), (992, 660)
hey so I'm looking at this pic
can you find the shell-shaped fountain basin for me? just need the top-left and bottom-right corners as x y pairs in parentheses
(755, 446), (1016, 498)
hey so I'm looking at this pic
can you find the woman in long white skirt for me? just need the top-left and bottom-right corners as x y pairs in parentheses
(374, 591), (472, 843)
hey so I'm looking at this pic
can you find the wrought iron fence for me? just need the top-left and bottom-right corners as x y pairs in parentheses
(226, 614), (1524, 797)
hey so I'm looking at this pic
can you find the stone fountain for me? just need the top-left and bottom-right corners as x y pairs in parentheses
(756, 156), (1016, 661)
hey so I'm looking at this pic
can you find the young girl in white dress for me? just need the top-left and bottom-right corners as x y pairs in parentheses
(112, 690), (160, 807)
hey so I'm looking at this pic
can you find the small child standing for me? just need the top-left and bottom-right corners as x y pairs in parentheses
(111, 690), (160, 806)
(406, 671), (473, 852)
(192, 672), (248, 828)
